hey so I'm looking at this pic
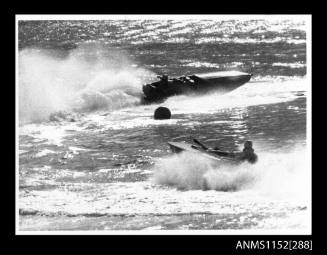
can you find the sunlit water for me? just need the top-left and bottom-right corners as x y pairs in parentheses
(18, 18), (310, 232)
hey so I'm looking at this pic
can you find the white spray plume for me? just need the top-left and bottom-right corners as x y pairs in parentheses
(18, 43), (154, 124)
(153, 145), (310, 200)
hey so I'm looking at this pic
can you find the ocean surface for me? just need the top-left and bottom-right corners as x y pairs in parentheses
(18, 18), (310, 232)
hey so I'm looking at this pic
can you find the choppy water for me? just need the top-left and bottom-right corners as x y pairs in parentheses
(18, 17), (310, 232)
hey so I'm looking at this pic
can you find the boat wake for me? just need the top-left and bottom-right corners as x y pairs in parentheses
(161, 77), (307, 115)
(19, 44), (154, 124)
(152, 152), (257, 191)
(152, 145), (309, 198)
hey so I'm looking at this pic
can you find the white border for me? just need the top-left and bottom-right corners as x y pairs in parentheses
(16, 14), (307, 22)
(15, 14), (312, 235)
(15, 15), (20, 235)
(306, 15), (312, 234)
(19, 229), (310, 235)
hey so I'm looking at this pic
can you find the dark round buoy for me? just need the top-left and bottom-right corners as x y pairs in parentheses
(154, 107), (171, 120)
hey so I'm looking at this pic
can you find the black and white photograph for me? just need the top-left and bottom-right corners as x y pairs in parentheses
(16, 14), (311, 234)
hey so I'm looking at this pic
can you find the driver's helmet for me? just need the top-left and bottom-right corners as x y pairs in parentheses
(244, 141), (253, 149)
(160, 74), (168, 81)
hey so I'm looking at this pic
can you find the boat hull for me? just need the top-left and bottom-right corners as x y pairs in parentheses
(168, 141), (237, 164)
(142, 71), (251, 103)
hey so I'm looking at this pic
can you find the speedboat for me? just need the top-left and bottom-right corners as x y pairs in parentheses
(168, 141), (236, 164)
(142, 70), (252, 103)
(168, 138), (258, 164)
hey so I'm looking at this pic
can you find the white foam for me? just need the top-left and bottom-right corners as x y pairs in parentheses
(35, 149), (57, 157)
(20, 121), (84, 146)
(272, 62), (306, 68)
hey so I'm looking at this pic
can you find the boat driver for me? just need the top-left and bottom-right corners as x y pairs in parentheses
(235, 141), (258, 163)
(209, 141), (258, 164)
(160, 74), (168, 82)
(155, 74), (169, 89)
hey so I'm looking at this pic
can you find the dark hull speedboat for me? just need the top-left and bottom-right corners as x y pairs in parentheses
(142, 71), (252, 103)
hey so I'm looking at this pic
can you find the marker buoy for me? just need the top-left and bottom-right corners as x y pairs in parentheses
(154, 107), (171, 120)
